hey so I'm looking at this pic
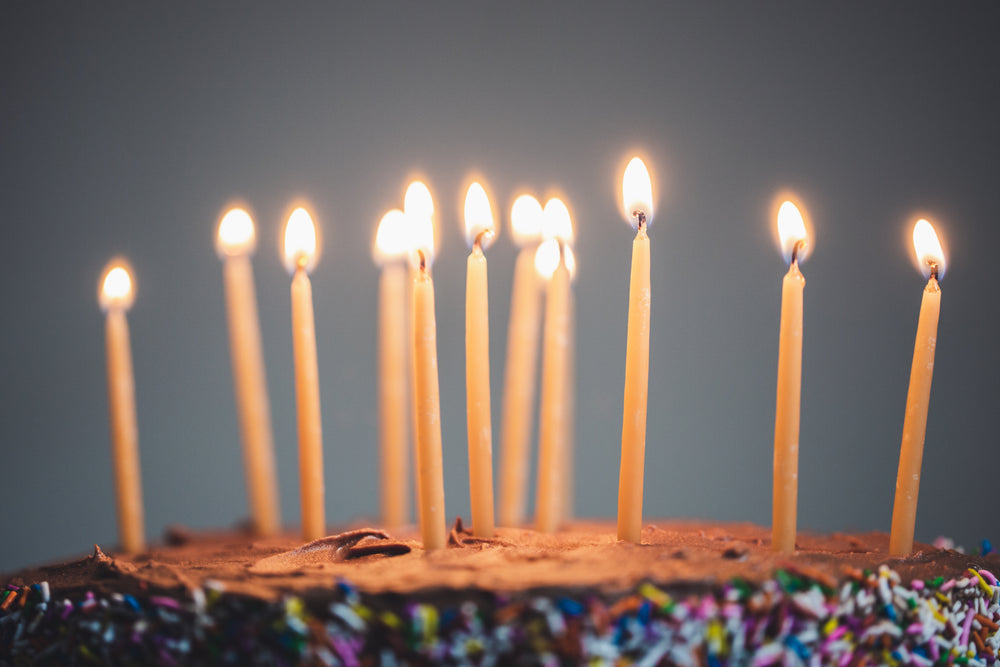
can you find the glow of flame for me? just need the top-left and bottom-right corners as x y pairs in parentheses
(99, 261), (135, 311)
(216, 208), (256, 258)
(373, 209), (410, 266)
(463, 182), (496, 249)
(912, 219), (946, 280)
(622, 157), (654, 227)
(534, 239), (577, 282)
(510, 194), (543, 247)
(404, 181), (434, 223)
(776, 200), (809, 265)
(407, 210), (436, 271)
(542, 198), (574, 244)
(404, 180), (437, 265)
(283, 208), (319, 274)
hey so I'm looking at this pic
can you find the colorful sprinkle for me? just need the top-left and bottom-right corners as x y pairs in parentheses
(1, 557), (999, 665)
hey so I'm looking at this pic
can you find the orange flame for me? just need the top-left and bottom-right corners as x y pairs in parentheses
(283, 208), (319, 274)
(912, 219), (946, 280)
(99, 260), (135, 311)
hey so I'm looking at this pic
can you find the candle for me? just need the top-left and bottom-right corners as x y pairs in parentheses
(373, 209), (412, 529)
(216, 208), (280, 537)
(535, 199), (574, 533)
(283, 207), (326, 541)
(617, 157), (654, 544)
(404, 181), (436, 520)
(408, 196), (447, 550)
(498, 194), (544, 527)
(463, 182), (498, 538)
(772, 200), (810, 554)
(99, 260), (145, 554)
(562, 245), (577, 523)
(889, 219), (946, 556)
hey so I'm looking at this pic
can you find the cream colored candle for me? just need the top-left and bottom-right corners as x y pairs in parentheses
(463, 182), (497, 538)
(407, 193), (447, 550)
(498, 195), (544, 527)
(535, 247), (570, 533)
(404, 181), (436, 522)
(890, 219), (946, 556)
(99, 261), (145, 554)
(772, 200), (809, 554)
(284, 208), (325, 541)
(412, 260), (447, 550)
(373, 209), (411, 528)
(617, 158), (654, 544)
(216, 208), (280, 537)
(534, 199), (575, 533)
(562, 247), (577, 523)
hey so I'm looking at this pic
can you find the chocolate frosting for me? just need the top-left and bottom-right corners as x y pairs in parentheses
(5, 520), (997, 602)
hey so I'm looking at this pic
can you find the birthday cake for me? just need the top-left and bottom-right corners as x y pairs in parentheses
(2, 521), (998, 665)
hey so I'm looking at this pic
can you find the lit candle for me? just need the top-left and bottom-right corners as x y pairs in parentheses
(889, 219), (946, 556)
(561, 245), (577, 523)
(408, 196), (447, 550)
(772, 200), (810, 554)
(404, 181), (436, 525)
(373, 209), (412, 529)
(283, 207), (326, 541)
(617, 157), (654, 544)
(216, 208), (280, 537)
(99, 260), (145, 554)
(535, 199), (574, 533)
(463, 182), (498, 538)
(498, 194), (544, 527)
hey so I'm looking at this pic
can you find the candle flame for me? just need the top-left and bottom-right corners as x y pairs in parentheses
(776, 200), (810, 265)
(622, 157), (654, 227)
(404, 180), (437, 267)
(99, 260), (135, 312)
(510, 194), (543, 247)
(404, 180), (434, 223)
(373, 209), (410, 266)
(464, 181), (496, 250)
(534, 239), (576, 282)
(912, 219), (946, 280)
(542, 198), (574, 244)
(216, 208), (256, 258)
(283, 207), (319, 274)
(407, 208), (436, 271)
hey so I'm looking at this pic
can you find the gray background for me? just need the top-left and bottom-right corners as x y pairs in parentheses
(2, 2), (998, 571)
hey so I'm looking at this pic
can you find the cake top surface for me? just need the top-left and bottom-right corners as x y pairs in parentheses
(5, 520), (997, 602)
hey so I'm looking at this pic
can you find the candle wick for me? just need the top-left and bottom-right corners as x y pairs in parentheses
(296, 254), (309, 271)
(790, 239), (805, 265)
(633, 211), (647, 231)
(417, 249), (427, 272)
(474, 229), (492, 251)
(928, 262), (939, 281)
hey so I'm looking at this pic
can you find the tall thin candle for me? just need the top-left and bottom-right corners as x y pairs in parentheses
(216, 208), (280, 537)
(561, 246), (577, 523)
(498, 195), (544, 527)
(99, 260), (145, 554)
(535, 242), (570, 533)
(404, 181), (436, 523)
(463, 182), (497, 538)
(534, 199), (575, 533)
(617, 158), (654, 544)
(889, 219), (946, 556)
(409, 199), (447, 550)
(284, 208), (326, 541)
(373, 209), (411, 529)
(772, 200), (810, 554)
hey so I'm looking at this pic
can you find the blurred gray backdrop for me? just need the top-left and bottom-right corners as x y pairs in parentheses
(2, 2), (998, 570)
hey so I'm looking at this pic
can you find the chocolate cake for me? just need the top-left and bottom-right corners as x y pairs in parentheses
(2, 521), (998, 665)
